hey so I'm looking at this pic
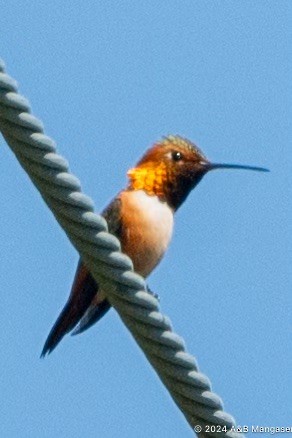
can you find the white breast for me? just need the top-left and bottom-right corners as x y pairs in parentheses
(121, 190), (174, 277)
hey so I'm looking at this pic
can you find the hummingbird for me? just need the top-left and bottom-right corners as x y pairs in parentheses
(41, 135), (268, 356)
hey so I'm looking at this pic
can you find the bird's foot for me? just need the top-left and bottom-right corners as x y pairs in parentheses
(146, 285), (160, 301)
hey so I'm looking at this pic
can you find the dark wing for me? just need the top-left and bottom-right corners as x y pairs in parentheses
(102, 195), (123, 236)
(41, 196), (122, 356)
(71, 296), (111, 335)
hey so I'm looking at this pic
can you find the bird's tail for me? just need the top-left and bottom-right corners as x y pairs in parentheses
(71, 299), (111, 335)
(41, 262), (97, 357)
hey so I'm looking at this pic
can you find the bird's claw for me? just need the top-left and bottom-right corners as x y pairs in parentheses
(146, 285), (160, 301)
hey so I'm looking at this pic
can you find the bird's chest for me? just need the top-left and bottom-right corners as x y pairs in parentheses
(120, 190), (174, 277)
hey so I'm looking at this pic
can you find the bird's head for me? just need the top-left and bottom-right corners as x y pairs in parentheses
(127, 135), (269, 210)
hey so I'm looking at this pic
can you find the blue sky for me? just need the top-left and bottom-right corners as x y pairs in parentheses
(0, 2), (291, 437)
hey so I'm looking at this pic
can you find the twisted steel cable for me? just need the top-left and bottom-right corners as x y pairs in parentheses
(0, 58), (244, 437)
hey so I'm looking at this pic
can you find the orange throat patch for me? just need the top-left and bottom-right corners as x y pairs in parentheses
(127, 163), (168, 198)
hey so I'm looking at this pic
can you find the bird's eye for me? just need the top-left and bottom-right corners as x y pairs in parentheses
(171, 151), (183, 162)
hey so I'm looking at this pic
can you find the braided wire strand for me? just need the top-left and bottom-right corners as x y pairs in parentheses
(0, 58), (244, 438)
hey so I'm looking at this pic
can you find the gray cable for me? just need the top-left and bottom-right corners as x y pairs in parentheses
(0, 58), (244, 437)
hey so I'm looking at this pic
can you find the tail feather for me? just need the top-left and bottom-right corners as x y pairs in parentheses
(72, 299), (111, 336)
(41, 262), (97, 357)
(41, 302), (87, 357)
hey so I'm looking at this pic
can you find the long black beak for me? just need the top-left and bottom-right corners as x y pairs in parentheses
(208, 162), (269, 173)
